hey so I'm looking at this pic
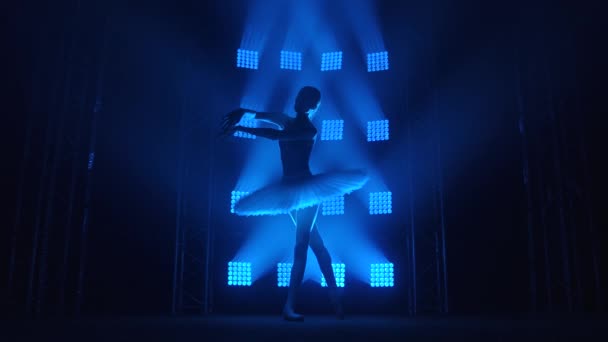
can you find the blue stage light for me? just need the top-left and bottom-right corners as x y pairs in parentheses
(227, 261), (252, 286)
(369, 192), (393, 215)
(321, 51), (343, 71)
(231, 191), (250, 213)
(371, 263), (395, 287)
(322, 195), (345, 216)
(321, 120), (344, 141)
(280, 51), (302, 70)
(321, 263), (346, 287)
(367, 51), (389, 72)
(277, 262), (293, 287)
(236, 49), (259, 70)
(367, 119), (390, 142)
(233, 118), (257, 139)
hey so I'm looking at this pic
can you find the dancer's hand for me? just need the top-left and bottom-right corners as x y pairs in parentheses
(221, 108), (254, 130)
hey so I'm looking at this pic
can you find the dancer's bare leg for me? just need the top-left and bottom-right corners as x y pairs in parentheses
(310, 224), (344, 319)
(283, 205), (319, 321)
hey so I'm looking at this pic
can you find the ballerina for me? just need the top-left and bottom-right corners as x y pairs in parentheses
(221, 86), (368, 321)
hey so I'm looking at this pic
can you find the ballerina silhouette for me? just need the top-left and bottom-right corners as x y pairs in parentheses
(221, 86), (368, 321)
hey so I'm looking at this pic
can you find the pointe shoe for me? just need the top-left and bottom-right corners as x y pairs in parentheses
(282, 309), (304, 322)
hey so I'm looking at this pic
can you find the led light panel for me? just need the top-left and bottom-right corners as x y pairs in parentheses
(321, 120), (344, 141)
(227, 261), (252, 286)
(369, 192), (392, 215)
(367, 120), (389, 142)
(367, 51), (389, 72)
(236, 49), (259, 70)
(280, 51), (302, 70)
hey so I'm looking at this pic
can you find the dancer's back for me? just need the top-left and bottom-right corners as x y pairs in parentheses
(278, 113), (317, 178)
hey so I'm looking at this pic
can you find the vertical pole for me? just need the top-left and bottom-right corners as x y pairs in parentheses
(514, 41), (537, 312)
(203, 116), (216, 315)
(434, 94), (449, 314)
(7, 74), (37, 307)
(58, 70), (90, 314)
(35, 2), (79, 312)
(26, 74), (57, 315)
(172, 86), (186, 315)
(75, 12), (109, 315)
(406, 93), (417, 316)
(544, 52), (573, 312)
(570, 34), (602, 311)
(538, 169), (553, 310)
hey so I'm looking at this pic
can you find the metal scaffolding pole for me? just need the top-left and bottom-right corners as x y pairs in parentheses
(74, 13), (109, 315)
(172, 98), (186, 315)
(514, 40), (538, 312)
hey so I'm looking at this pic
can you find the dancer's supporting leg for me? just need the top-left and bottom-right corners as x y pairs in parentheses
(283, 205), (319, 321)
(310, 225), (344, 319)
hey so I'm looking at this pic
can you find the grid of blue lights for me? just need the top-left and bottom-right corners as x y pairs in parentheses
(321, 120), (344, 141)
(369, 192), (393, 215)
(367, 51), (389, 72)
(280, 51), (302, 70)
(322, 195), (345, 216)
(227, 261), (252, 286)
(367, 120), (390, 141)
(321, 263), (346, 287)
(230, 191), (250, 214)
(233, 118), (256, 139)
(236, 49), (259, 70)
(371, 263), (395, 287)
(277, 263), (293, 287)
(321, 51), (343, 71)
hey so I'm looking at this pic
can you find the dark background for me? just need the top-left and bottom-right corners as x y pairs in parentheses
(2, 0), (606, 316)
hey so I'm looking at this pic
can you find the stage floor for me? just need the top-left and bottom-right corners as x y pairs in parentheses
(2, 314), (607, 341)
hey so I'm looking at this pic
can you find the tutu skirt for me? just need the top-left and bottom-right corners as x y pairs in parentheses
(234, 169), (369, 216)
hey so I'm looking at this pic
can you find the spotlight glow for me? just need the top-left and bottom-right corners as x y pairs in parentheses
(369, 192), (392, 215)
(322, 195), (345, 216)
(227, 261), (252, 286)
(280, 51), (302, 70)
(321, 120), (344, 141)
(367, 51), (389, 72)
(234, 118), (257, 139)
(277, 262), (293, 287)
(236, 49), (259, 70)
(371, 263), (394, 287)
(321, 263), (345, 287)
(321, 51), (343, 71)
(231, 191), (250, 214)
(367, 120), (390, 142)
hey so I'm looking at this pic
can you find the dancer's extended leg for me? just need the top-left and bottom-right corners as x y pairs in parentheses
(283, 205), (319, 321)
(310, 225), (344, 319)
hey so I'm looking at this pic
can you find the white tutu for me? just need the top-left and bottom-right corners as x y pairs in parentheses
(234, 169), (369, 216)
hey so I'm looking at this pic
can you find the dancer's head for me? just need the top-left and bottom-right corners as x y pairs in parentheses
(294, 86), (321, 119)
